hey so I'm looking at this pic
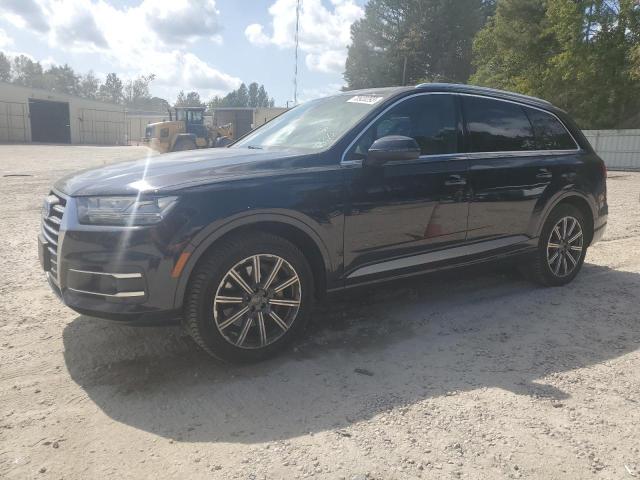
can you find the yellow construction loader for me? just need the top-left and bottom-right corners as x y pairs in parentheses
(143, 107), (233, 153)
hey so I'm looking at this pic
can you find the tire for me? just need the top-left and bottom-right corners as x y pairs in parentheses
(173, 138), (196, 151)
(184, 232), (315, 363)
(521, 204), (589, 286)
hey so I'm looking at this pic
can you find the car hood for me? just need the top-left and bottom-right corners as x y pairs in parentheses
(55, 148), (310, 196)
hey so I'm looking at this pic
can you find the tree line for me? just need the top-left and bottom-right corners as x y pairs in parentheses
(344, 0), (640, 129)
(0, 52), (275, 113)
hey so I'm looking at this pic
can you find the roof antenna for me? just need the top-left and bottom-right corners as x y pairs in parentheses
(293, 0), (301, 105)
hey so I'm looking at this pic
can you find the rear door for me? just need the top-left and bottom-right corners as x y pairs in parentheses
(343, 93), (469, 281)
(461, 96), (575, 242)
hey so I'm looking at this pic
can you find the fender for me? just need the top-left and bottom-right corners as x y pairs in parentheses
(527, 187), (597, 240)
(172, 210), (335, 309)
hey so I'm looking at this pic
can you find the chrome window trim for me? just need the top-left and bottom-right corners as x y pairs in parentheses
(465, 149), (580, 159)
(68, 268), (143, 279)
(340, 91), (580, 167)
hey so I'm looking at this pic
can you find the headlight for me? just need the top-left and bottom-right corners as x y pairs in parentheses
(77, 196), (178, 226)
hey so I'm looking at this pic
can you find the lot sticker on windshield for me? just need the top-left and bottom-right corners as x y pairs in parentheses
(347, 95), (383, 105)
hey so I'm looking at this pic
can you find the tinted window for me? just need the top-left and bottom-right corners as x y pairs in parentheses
(524, 107), (577, 150)
(349, 94), (458, 160)
(463, 96), (536, 152)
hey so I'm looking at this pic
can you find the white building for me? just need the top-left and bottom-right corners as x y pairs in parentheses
(0, 82), (126, 145)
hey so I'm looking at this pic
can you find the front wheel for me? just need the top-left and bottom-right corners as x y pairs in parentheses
(521, 204), (588, 286)
(184, 233), (314, 363)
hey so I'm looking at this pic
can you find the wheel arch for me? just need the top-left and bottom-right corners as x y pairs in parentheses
(173, 214), (333, 309)
(532, 191), (596, 245)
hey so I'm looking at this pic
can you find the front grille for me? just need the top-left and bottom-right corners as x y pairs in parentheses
(42, 192), (66, 285)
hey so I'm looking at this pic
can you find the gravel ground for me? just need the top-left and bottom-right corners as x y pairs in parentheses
(1, 145), (639, 480)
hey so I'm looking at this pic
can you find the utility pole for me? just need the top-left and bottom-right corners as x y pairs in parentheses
(402, 56), (408, 86)
(293, 0), (301, 105)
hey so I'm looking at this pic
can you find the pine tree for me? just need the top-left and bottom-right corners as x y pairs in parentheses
(0, 52), (10, 82)
(79, 71), (100, 99)
(344, 0), (495, 89)
(470, 0), (640, 128)
(98, 73), (124, 104)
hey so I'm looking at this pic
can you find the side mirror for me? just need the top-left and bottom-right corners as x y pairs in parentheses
(365, 135), (420, 167)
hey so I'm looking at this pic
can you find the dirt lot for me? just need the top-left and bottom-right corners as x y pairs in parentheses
(1, 144), (639, 480)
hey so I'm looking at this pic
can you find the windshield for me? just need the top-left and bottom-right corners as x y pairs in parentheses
(233, 93), (389, 152)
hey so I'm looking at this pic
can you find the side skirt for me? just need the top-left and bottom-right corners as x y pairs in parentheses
(331, 236), (537, 292)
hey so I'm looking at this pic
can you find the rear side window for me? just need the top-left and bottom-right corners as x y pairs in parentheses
(462, 96), (536, 152)
(349, 94), (458, 159)
(524, 107), (577, 150)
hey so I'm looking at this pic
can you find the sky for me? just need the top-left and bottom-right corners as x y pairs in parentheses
(0, 0), (366, 105)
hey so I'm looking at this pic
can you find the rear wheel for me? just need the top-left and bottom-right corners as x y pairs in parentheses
(184, 233), (314, 363)
(521, 204), (588, 286)
(173, 138), (197, 151)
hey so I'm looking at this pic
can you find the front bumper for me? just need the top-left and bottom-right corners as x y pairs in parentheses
(40, 192), (184, 324)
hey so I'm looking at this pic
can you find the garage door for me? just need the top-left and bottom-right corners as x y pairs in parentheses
(29, 99), (71, 144)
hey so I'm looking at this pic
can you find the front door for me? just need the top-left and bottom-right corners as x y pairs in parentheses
(343, 93), (469, 282)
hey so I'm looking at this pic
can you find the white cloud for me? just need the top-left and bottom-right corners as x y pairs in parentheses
(1, 0), (49, 33)
(49, 0), (108, 48)
(244, 0), (364, 74)
(245, 23), (270, 46)
(143, 0), (222, 46)
(298, 82), (343, 102)
(0, 0), (239, 97)
(305, 50), (346, 74)
(0, 29), (13, 49)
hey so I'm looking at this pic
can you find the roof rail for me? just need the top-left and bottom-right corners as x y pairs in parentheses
(415, 82), (553, 107)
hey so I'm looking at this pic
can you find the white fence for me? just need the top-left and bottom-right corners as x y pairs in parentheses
(583, 129), (640, 171)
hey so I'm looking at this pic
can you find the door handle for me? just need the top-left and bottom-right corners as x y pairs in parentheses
(536, 168), (553, 180)
(444, 174), (467, 187)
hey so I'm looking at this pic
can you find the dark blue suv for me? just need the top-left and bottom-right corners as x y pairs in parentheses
(40, 83), (607, 362)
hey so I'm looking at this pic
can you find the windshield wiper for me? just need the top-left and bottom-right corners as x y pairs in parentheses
(246, 145), (263, 150)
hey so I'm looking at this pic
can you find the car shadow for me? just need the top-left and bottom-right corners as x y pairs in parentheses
(62, 262), (640, 443)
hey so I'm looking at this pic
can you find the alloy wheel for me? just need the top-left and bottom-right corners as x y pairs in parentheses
(546, 216), (584, 278)
(213, 254), (302, 349)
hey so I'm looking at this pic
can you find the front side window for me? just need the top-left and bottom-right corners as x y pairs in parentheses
(348, 94), (458, 160)
(463, 96), (536, 152)
(524, 107), (577, 150)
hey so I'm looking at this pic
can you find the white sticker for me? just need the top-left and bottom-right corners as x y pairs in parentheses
(347, 95), (383, 105)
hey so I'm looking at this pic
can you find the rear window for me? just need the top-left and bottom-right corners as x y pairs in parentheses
(524, 107), (577, 150)
(462, 96), (536, 153)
